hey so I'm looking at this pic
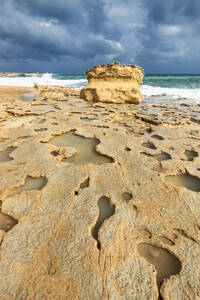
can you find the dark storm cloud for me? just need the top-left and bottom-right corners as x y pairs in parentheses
(0, 0), (120, 61)
(145, 0), (200, 24)
(0, 0), (199, 73)
(135, 0), (200, 73)
(14, 0), (107, 32)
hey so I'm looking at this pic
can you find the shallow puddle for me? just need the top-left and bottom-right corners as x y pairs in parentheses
(2, 116), (36, 129)
(0, 147), (16, 162)
(122, 192), (133, 203)
(49, 131), (113, 165)
(142, 152), (171, 162)
(142, 142), (156, 149)
(184, 150), (198, 161)
(165, 173), (200, 192)
(31, 104), (55, 110)
(92, 196), (115, 249)
(20, 95), (35, 102)
(9, 176), (47, 196)
(137, 243), (181, 286)
(152, 152), (171, 161)
(74, 178), (90, 195)
(0, 212), (18, 232)
(151, 135), (165, 140)
(19, 92), (39, 102)
(80, 178), (90, 189)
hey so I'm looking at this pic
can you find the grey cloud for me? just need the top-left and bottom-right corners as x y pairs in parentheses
(0, 0), (121, 63)
(14, 0), (106, 33)
(0, 0), (199, 73)
(144, 0), (200, 24)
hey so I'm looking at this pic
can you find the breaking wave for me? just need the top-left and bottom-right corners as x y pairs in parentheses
(0, 73), (200, 102)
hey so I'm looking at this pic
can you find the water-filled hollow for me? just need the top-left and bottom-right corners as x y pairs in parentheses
(0, 147), (17, 162)
(8, 176), (47, 197)
(165, 173), (200, 192)
(0, 212), (18, 232)
(152, 152), (171, 162)
(184, 150), (198, 161)
(142, 142), (156, 150)
(49, 131), (113, 165)
(138, 243), (181, 287)
(0, 201), (18, 232)
(19, 91), (39, 102)
(92, 196), (115, 249)
(151, 135), (165, 140)
(142, 152), (171, 162)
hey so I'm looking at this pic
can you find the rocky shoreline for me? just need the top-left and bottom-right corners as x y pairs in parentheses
(0, 85), (200, 299)
(0, 72), (42, 77)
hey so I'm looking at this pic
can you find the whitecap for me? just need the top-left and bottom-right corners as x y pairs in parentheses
(142, 85), (200, 102)
(0, 73), (87, 89)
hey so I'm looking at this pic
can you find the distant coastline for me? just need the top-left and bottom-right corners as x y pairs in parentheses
(0, 72), (42, 77)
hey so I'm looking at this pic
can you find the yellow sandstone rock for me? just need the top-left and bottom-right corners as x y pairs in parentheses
(80, 62), (144, 104)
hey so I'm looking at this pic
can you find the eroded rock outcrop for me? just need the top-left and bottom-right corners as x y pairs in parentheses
(80, 62), (144, 104)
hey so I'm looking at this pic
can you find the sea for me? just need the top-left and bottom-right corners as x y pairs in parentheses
(0, 73), (200, 104)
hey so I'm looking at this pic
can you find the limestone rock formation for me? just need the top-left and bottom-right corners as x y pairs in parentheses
(80, 62), (144, 104)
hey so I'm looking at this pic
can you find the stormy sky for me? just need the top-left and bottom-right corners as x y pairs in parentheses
(0, 0), (199, 74)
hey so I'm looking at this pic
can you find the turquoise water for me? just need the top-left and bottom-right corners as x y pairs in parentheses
(52, 73), (200, 101)
(52, 74), (86, 80)
(143, 74), (200, 89)
(141, 74), (200, 102)
(52, 74), (200, 89)
(0, 73), (200, 102)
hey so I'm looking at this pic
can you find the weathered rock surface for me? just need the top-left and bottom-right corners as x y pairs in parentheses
(0, 86), (200, 299)
(36, 85), (80, 99)
(80, 62), (144, 104)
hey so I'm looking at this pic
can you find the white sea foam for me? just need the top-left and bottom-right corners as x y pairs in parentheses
(142, 85), (200, 102)
(0, 73), (200, 102)
(0, 73), (87, 88)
